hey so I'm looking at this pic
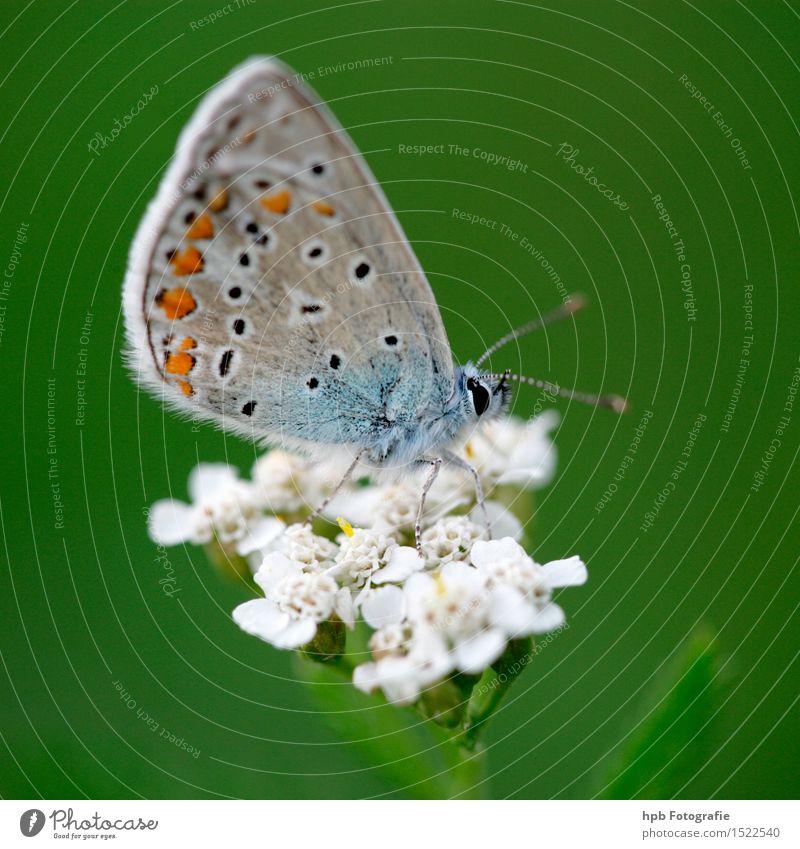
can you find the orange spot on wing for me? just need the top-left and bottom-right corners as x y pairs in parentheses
(261, 189), (291, 214)
(156, 287), (197, 320)
(165, 351), (195, 376)
(179, 336), (197, 350)
(170, 246), (204, 275)
(240, 128), (256, 144)
(186, 213), (213, 239)
(209, 188), (228, 211)
(178, 380), (194, 397)
(312, 200), (334, 217)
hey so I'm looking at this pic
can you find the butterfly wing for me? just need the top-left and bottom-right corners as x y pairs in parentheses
(123, 56), (454, 452)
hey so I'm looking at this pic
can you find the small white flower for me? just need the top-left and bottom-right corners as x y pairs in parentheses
(470, 537), (586, 636)
(236, 516), (286, 558)
(324, 482), (419, 532)
(353, 654), (445, 705)
(420, 515), (486, 565)
(332, 528), (423, 590)
(368, 622), (413, 659)
(358, 560), (515, 684)
(355, 550), (573, 703)
(353, 624), (451, 704)
(233, 551), (353, 649)
(360, 584), (406, 629)
(371, 481), (420, 533)
(403, 564), (506, 674)
(326, 476), (468, 535)
(275, 523), (338, 570)
(458, 411), (560, 492)
(250, 451), (315, 514)
(251, 451), (351, 515)
(355, 566), (499, 702)
(371, 483), (428, 533)
(148, 463), (263, 546)
(372, 547), (426, 585)
(332, 527), (395, 587)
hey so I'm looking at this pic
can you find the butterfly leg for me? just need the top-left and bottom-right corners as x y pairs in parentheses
(440, 449), (492, 540)
(414, 456), (443, 556)
(305, 449), (364, 526)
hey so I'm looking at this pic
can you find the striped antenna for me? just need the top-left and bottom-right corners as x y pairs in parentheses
(486, 370), (629, 414)
(475, 294), (587, 368)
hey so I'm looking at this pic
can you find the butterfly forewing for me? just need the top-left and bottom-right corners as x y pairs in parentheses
(124, 57), (454, 451)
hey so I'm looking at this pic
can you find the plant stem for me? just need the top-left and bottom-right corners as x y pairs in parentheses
(441, 739), (489, 798)
(461, 637), (534, 749)
(461, 673), (512, 750)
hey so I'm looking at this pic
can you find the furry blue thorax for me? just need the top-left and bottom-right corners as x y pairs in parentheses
(363, 363), (511, 469)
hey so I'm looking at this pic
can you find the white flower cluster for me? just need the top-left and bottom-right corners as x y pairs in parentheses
(147, 452), (343, 567)
(233, 531), (354, 649)
(234, 522), (586, 704)
(353, 537), (585, 704)
(147, 413), (577, 704)
(147, 412), (559, 561)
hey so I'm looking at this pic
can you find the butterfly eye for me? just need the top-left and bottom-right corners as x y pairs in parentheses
(467, 377), (491, 416)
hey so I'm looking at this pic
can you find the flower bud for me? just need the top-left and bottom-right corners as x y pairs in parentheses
(301, 617), (346, 663)
(419, 678), (467, 728)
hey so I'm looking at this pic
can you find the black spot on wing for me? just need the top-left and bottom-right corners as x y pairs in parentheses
(219, 350), (234, 377)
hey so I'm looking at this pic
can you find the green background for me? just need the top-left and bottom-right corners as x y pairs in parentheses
(1, 0), (798, 799)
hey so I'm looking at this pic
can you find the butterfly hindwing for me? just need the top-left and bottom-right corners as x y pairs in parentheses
(123, 56), (454, 451)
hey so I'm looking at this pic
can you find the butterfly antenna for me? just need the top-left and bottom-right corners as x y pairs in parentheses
(475, 294), (587, 368)
(488, 369), (629, 414)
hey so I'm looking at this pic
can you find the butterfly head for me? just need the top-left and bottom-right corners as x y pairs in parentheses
(459, 363), (512, 422)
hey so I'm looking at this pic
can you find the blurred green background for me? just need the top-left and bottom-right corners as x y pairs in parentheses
(1, 0), (798, 799)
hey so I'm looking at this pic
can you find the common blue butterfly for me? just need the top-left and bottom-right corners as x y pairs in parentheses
(123, 57), (626, 550)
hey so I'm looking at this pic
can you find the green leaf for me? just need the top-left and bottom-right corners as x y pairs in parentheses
(294, 655), (487, 798)
(596, 626), (722, 799)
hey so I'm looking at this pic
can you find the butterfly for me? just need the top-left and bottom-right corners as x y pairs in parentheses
(123, 56), (626, 551)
